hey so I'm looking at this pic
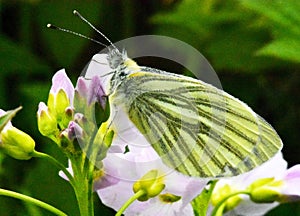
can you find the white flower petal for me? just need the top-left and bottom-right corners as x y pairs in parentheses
(229, 199), (279, 216)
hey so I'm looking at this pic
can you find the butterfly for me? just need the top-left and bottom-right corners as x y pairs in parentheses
(84, 47), (283, 178)
(50, 11), (283, 178)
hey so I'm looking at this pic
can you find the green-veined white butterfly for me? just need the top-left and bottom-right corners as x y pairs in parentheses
(50, 11), (283, 178)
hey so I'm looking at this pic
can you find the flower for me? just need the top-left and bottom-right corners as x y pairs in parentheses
(209, 152), (300, 216)
(249, 164), (300, 204)
(44, 69), (75, 130)
(75, 75), (104, 105)
(97, 145), (208, 216)
(278, 164), (300, 202)
(0, 109), (35, 160)
(76, 76), (106, 107)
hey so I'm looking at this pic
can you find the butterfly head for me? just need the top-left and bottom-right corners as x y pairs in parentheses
(107, 48), (140, 73)
(107, 48), (128, 69)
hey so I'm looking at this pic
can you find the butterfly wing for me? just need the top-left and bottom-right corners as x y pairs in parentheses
(109, 67), (282, 178)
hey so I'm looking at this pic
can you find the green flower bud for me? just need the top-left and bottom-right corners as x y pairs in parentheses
(0, 126), (35, 160)
(96, 121), (114, 147)
(248, 177), (275, 190)
(37, 102), (59, 142)
(133, 169), (165, 201)
(211, 184), (242, 212)
(250, 186), (281, 203)
(48, 91), (73, 129)
(249, 177), (282, 203)
(92, 122), (115, 162)
(56, 90), (74, 128)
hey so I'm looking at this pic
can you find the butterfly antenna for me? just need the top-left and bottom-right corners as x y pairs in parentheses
(47, 24), (107, 47)
(73, 10), (119, 52)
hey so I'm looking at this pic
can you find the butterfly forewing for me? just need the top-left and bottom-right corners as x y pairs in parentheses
(109, 65), (282, 178)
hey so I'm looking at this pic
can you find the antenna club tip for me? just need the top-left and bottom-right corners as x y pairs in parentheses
(47, 24), (58, 30)
(73, 10), (78, 15)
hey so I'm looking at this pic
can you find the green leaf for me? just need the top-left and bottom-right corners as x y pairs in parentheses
(240, 0), (300, 63)
(257, 38), (300, 63)
(0, 107), (22, 132)
(192, 180), (217, 216)
(151, 0), (281, 73)
(240, 0), (300, 36)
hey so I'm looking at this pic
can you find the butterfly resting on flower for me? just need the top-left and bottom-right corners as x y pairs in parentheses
(48, 10), (282, 179)
(85, 46), (282, 178)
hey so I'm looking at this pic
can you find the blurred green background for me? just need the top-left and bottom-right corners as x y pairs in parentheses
(0, 0), (299, 215)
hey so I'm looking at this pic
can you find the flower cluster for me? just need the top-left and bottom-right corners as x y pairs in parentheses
(37, 69), (110, 161)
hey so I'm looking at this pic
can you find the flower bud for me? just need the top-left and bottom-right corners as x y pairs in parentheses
(133, 169), (165, 201)
(211, 184), (242, 212)
(250, 186), (281, 203)
(249, 177), (282, 203)
(0, 126), (35, 160)
(93, 122), (115, 162)
(47, 69), (75, 129)
(37, 102), (59, 142)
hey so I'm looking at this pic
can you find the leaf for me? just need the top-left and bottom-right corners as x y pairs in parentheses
(257, 38), (300, 63)
(0, 107), (22, 132)
(240, 0), (300, 36)
(192, 180), (217, 216)
(151, 0), (281, 73)
(240, 0), (300, 63)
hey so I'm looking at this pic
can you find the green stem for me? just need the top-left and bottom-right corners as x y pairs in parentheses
(32, 151), (75, 187)
(211, 191), (251, 216)
(0, 188), (67, 216)
(71, 156), (95, 216)
(115, 190), (146, 216)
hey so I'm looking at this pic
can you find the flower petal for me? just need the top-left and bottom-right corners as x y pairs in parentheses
(229, 199), (279, 216)
(87, 75), (106, 107)
(75, 77), (89, 99)
(281, 165), (300, 199)
(50, 69), (74, 103)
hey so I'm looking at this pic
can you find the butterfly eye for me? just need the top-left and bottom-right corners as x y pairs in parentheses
(119, 71), (126, 77)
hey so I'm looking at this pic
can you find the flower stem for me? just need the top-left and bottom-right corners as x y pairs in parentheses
(115, 190), (146, 216)
(0, 188), (67, 216)
(32, 150), (75, 187)
(71, 156), (95, 216)
(211, 191), (251, 216)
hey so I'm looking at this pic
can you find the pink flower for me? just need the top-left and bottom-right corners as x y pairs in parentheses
(97, 145), (207, 216)
(209, 152), (300, 216)
(50, 69), (74, 104)
(75, 76), (106, 108)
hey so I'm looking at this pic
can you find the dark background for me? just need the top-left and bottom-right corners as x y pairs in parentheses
(0, 0), (299, 215)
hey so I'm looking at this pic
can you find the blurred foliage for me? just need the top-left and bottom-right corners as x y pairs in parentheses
(0, 0), (299, 215)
